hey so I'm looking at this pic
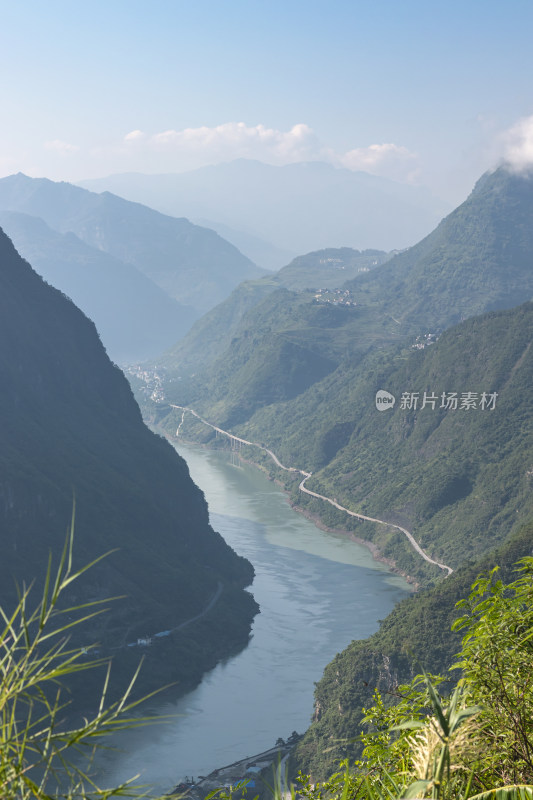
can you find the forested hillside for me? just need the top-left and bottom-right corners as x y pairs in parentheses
(169, 302), (532, 585)
(292, 516), (533, 782)
(154, 247), (389, 381)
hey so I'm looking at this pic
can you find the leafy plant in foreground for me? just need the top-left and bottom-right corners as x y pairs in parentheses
(294, 558), (533, 800)
(0, 517), (170, 799)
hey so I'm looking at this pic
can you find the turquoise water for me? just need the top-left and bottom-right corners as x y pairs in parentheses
(96, 443), (410, 793)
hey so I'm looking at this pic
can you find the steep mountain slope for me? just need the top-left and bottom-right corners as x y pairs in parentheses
(153, 247), (390, 386)
(0, 173), (264, 313)
(79, 159), (450, 254)
(162, 288), (405, 429)
(156, 166), (533, 431)
(232, 302), (533, 581)
(0, 210), (195, 363)
(0, 227), (257, 703)
(155, 276), (280, 380)
(343, 166), (533, 327)
(292, 516), (533, 780)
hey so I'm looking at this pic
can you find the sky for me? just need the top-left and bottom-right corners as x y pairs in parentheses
(2, 0), (533, 205)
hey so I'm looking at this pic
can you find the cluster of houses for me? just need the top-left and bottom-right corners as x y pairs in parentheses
(125, 364), (166, 403)
(313, 288), (357, 306)
(318, 257), (346, 268)
(175, 737), (301, 800)
(412, 332), (439, 349)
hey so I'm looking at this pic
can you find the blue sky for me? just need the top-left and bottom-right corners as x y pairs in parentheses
(2, 0), (533, 203)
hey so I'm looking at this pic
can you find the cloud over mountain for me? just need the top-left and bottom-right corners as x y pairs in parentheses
(502, 114), (533, 172)
(122, 122), (418, 181)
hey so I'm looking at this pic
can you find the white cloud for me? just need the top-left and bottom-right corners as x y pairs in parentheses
(502, 114), (533, 172)
(44, 139), (80, 154)
(339, 142), (414, 171)
(148, 122), (323, 163)
(124, 129), (146, 142)
(120, 122), (417, 181)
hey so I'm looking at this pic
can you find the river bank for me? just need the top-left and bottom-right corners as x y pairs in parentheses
(162, 402), (453, 583)
(164, 421), (419, 587)
(172, 741), (294, 799)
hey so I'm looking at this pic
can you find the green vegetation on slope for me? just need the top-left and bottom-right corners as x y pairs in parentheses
(153, 247), (389, 384)
(344, 166), (533, 328)
(161, 287), (406, 429)
(292, 517), (533, 782)
(161, 302), (532, 584)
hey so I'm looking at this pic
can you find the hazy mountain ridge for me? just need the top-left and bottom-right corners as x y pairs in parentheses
(0, 210), (196, 363)
(192, 216), (295, 270)
(0, 226), (258, 704)
(79, 159), (450, 255)
(0, 173), (264, 315)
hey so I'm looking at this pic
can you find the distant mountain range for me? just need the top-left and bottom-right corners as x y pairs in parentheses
(79, 159), (451, 260)
(0, 225), (258, 705)
(0, 173), (264, 361)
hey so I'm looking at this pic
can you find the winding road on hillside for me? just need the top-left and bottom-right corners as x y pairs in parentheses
(171, 405), (453, 577)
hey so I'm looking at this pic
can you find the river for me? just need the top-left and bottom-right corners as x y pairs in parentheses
(95, 442), (411, 794)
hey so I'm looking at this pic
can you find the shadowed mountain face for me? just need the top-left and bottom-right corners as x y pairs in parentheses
(0, 210), (196, 363)
(0, 227), (258, 704)
(0, 173), (265, 315)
